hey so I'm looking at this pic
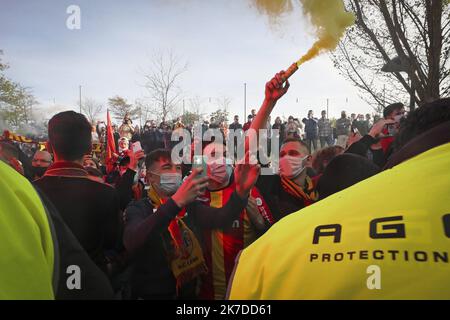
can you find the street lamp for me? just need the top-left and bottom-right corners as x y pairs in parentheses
(244, 83), (247, 120)
(381, 56), (410, 73)
(79, 85), (82, 113)
(381, 56), (415, 110)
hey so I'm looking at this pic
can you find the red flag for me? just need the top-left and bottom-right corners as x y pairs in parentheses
(106, 109), (116, 161)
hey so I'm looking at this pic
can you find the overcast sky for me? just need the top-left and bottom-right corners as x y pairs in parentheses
(0, 0), (373, 123)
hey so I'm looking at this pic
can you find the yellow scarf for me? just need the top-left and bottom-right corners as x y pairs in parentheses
(147, 186), (208, 289)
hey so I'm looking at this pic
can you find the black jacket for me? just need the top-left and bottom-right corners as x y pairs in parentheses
(111, 168), (137, 211)
(345, 134), (387, 168)
(36, 187), (114, 299)
(123, 191), (248, 299)
(256, 174), (308, 222)
(35, 164), (122, 273)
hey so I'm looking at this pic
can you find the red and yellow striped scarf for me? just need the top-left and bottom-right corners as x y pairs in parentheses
(147, 186), (207, 289)
(199, 183), (261, 300)
(281, 175), (318, 206)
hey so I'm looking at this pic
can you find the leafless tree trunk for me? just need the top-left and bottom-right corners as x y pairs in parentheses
(188, 95), (205, 118)
(216, 96), (232, 114)
(81, 97), (103, 124)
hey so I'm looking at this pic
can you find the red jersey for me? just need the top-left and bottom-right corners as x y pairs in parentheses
(199, 183), (273, 299)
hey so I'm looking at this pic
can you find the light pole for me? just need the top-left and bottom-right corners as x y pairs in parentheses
(327, 98), (329, 119)
(79, 85), (82, 114)
(381, 56), (414, 110)
(244, 83), (247, 120)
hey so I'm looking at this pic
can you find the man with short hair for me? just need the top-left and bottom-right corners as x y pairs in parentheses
(35, 111), (122, 274)
(335, 111), (351, 148)
(209, 117), (219, 129)
(228, 115), (243, 162)
(31, 150), (52, 180)
(194, 141), (271, 300)
(348, 103), (406, 168)
(256, 137), (317, 221)
(246, 72), (318, 221)
(380, 102), (405, 154)
(243, 114), (253, 132)
(123, 148), (260, 299)
(228, 98), (450, 300)
(228, 115), (242, 131)
(350, 112), (357, 131)
(302, 110), (319, 152)
(356, 114), (370, 136)
(317, 110), (333, 148)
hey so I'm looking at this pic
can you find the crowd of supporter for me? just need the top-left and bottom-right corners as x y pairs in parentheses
(0, 70), (449, 300)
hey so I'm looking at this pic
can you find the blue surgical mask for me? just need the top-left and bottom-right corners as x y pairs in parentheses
(152, 172), (182, 196)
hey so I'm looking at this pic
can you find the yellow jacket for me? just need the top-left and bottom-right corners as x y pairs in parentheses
(228, 142), (450, 299)
(0, 161), (54, 299)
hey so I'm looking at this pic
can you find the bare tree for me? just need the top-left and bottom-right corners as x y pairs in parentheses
(187, 95), (206, 116)
(215, 96), (232, 113)
(81, 97), (103, 124)
(331, 0), (450, 111)
(135, 98), (149, 126)
(143, 50), (187, 122)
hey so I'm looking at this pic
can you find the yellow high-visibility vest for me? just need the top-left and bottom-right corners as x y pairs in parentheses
(0, 161), (55, 299)
(229, 142), (450, 299)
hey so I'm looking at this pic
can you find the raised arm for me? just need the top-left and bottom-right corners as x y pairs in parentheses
(248, 71), (290, 146)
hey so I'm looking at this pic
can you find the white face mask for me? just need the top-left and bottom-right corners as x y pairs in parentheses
(393, 114), (404, 123)
(279, 155), (308, 179)
(152, 172), (182, 196)
(208, 158), (233, 186)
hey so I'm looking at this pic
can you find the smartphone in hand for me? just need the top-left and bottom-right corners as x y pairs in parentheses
(192, 155), (208, 178)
